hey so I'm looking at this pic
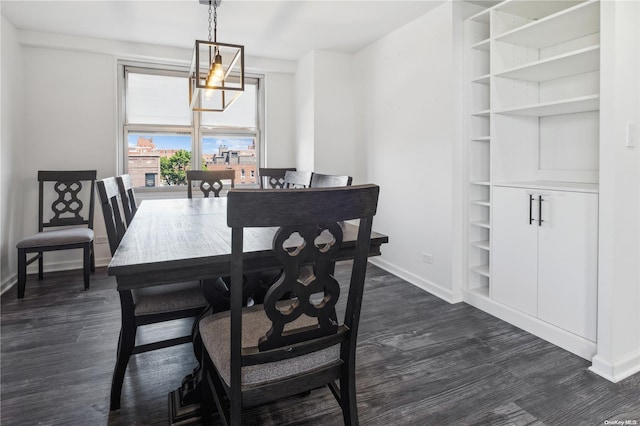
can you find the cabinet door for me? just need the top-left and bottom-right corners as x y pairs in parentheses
(537, 191), (598, 341)
(492, 186), (538, 316)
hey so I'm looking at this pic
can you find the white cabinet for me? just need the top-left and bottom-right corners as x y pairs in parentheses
(492, 185), (598, 341)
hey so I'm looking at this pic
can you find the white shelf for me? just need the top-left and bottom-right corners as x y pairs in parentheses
(472, 109), (491, 117)
(495, 0), (600, 49)
(472, 264), (491, 277)
(472, 240), (491, 251)
(471, 220), (491, 229)
(471, 39), (490, 51)
(495, 1), (584, 22)
(470, 181), (491, 186)
(472, 199), (491, 207)
(496, 95), (599, 117)
(472, 74), (490, 85)
(495, 46), (600, 82)
(469, 8), (491, 24)
(471, 136), (491, 142)
(493, 181), (599, 193)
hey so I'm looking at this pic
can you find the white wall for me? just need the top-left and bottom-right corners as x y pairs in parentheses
(591, 0), (640, 382)
(295, 51), (315, 171)
(353, 2), (463, 302)
(1, 16), (25, 293)
(264, 72), (295, 167)
(312, 51), (355, 178)
(0, 28), (297, 287)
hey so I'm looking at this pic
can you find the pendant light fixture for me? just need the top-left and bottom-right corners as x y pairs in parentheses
(189, 0), (244, 112)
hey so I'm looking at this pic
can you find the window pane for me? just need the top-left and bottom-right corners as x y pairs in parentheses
(202, 135), (258, 187)
(201, 83), (256, 128)
(128, 133), (192, 187)
(126, 73), (191, 125)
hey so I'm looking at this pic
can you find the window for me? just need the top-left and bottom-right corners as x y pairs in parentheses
(120, 63), (262, 190)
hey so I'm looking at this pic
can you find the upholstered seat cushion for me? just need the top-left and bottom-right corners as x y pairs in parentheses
(199, 305), (341, 388)
(16, 228), (94, 249)
(133, 281), (207, 315)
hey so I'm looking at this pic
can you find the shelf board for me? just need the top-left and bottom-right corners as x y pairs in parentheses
(493, 180), (599, 194)
(471, 264), (490, 277)
(469, 8), (491, 24)
(472, 109), (491, 117)
(471, 220), (491, 229)
(467, 285), (490, 298)
(472, 240), (491, 251)
(472, 199), (491, 207)
(495, 45), (600, 82)
(471, 39), (490, 51)
(495, 1), (584, 22)
(495, 0), (600, 49)
(471, 136), (491, 142)
(472, 74), (490, 85)
(495, 95), (599, 117)
(470, 181), (491, 186)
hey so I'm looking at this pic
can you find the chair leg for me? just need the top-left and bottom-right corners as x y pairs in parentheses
(83, 245), (91, 290)
(17, 249), (26, 299)
(90, 242), (95, 273)
(38, 251), (44, 280)
(110, 325), (136, 411)
(340, 368), (359, 426)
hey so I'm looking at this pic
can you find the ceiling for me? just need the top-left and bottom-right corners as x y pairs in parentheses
(1, 0), (445, 61)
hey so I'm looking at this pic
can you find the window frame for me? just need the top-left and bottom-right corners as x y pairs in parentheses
(117, 61), (264, 194)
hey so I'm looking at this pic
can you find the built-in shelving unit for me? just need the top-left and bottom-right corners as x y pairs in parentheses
(463, 0), (600, 360)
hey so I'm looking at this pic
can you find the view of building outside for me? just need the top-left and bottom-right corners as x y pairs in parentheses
(127, 134), (257, 188)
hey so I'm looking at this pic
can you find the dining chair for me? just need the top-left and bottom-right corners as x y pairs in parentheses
(16, 170), (96, 298)
(115, 174), (137, 226)
(310, 173), (353, 188)
(283, 170), (313, 188)
(187, 169), (236, 198)
(257, 167), (296, 189)
(199, 184), (380, 426)
(96, 177), (208, 411)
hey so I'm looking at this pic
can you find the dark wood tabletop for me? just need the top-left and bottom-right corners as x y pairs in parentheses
(107, 198), (389, 290)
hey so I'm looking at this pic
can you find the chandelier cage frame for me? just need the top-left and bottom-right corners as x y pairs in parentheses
(189, 0), (245, 112)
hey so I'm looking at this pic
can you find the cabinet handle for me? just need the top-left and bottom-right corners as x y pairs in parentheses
(538, 195), (544, 226)
(529, 194), (534, 225)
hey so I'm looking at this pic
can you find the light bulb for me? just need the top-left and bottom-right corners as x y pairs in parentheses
(206, 52), (224, 87)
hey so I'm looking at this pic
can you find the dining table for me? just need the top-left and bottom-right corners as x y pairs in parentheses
(107, 196), (389, 424)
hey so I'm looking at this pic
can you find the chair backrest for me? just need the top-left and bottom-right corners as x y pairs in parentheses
(187, 169), (235, 198)
(258, 167), (296, 189)
(283, 170), (312, 188)
(38, 170), (97, 232)
(116, 174), (137, 226)
(96, 177), (127, 256)
(310, 173), (353, 188)
(226, 185), (379, 387)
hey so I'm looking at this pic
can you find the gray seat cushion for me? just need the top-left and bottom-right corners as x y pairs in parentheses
(133, 281), (207, 315)
(16, 228), (94, 249)
(199, 305), (341, 388)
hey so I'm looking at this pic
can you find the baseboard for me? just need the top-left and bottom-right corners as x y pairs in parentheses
(368, 258), (464, 304)
(463, 289), (597, 361)
(1, 257), (112, 296)
(590, 351), (640, 383)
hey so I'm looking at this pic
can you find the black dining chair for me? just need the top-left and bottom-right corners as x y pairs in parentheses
(187, 170), (235, 198)
(16, 170), (96, 298)
(199, 184), (380, 425)
(310, 173), (353, 188)
(283, 170), (313, 188)
(96, 177), (208, 411)
(258, 167), (296, 189)
(115, 174), (137, 226)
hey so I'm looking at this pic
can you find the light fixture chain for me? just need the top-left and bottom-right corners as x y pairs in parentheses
(213, 0), (218, 42)
(207, 1), (212, 42)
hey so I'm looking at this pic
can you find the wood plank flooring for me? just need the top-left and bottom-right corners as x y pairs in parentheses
(1, 263), (638, 425)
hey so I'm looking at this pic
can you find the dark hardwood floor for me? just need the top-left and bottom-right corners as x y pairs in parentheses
(1, 263), (638, 425)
